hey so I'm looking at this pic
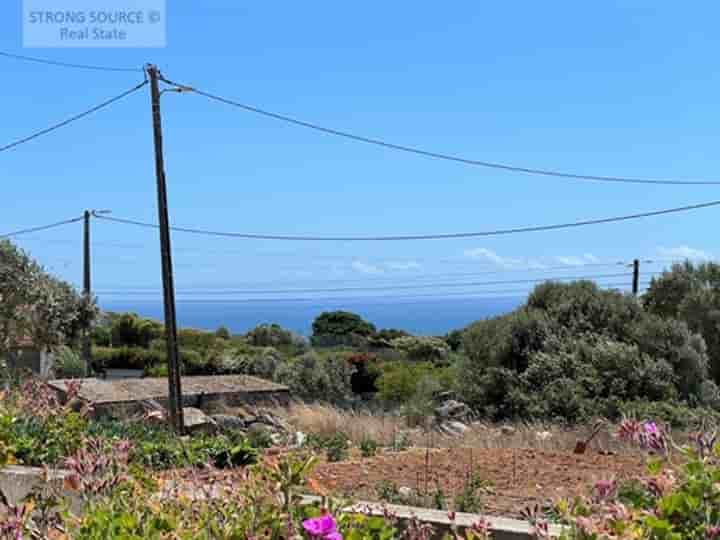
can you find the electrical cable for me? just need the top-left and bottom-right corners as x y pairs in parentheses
(96, 199), (720, 241)
(161, 78), (720, 186)
(0, 80), (148, 153)
(0, 51), (142, 73)
(0, 216), (84, 238)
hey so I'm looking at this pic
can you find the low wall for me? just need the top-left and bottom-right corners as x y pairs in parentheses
(1, 466), (561, 539)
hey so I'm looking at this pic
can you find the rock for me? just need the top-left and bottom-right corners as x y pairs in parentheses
(183, 407), (218, 435)
(500, 425), (516, 436)
(435, 391), (457, 403)
(435, 399), (471, 421)
(295, 431), (307, 447)
(398, 486), (414, 498)
(247, 422), (272, 438)
(210, 414), (248, 432)
(438, 420), (469, 437)
(270, 433), (284, 445)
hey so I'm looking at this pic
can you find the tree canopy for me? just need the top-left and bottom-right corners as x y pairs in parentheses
(0, 239), (96, 359)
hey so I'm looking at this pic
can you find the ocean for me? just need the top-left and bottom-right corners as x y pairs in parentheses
(100, 296), (525, 336)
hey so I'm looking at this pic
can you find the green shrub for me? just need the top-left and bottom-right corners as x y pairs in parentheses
(311, 311), (376, 346)
(88, 420), (257, 470)
(110, 312), (163, 348)
(246, 323), (294, 347)
(93, 346), (164, 371)
(53, 346), (86, 378)
(359, 436), (378, 458)
(215, 326), (231, 339)
(376, 361), (454, 406)
(324, 433), (349, 462)
(389, 336), (450, 362)
(275, 352), (354, 404)
(458, 280), (715, 423)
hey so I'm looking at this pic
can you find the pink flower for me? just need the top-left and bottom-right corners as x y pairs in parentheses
(302, 514), (343, 540)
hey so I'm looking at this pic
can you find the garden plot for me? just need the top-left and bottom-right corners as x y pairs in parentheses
(309, 447), (646, 519)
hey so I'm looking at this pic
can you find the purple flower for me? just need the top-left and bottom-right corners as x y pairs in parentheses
(302, 514), (343, 540)
(643, 422), (659, 437)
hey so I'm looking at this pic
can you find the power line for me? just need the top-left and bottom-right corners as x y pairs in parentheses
(96, 199), (720, 241)
(162, 78), (720, 186)
(0, 80), (148, 153)
(93, 272), (636, 296)
(0, 51), (143, 73)
(102, 281), (651, 304)
(0, 216), (84, 239)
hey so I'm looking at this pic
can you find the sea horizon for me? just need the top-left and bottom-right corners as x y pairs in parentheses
(99, 295), (526, 336)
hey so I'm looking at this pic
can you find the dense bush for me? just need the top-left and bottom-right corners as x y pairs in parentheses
(275, 352), (355, 404)
(246, 323), (294, 347)
(644, 261), (720, 383)
(389, 335), (450, 362)
(53, 346), (86, 378)
(93, 346), (165, 371)
(459, 280), (715, 422)
(311, 311), (376, 346)
(109, 312), (163, 348)
(376, 361), (455, 406)
(215, 325), (231, 339)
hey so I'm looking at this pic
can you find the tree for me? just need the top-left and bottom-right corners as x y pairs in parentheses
(0, 240), (96, 363)
(458, 279), (712, 422)
(644, 262), (720, 383)
(215, 326), (231, 340)
(311, 311), (376, 340)
(111, 313), (162, 348)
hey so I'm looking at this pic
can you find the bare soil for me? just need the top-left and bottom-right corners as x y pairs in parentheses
(310, 447), (646, 518)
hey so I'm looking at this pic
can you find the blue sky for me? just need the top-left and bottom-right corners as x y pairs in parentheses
(1, 1), (719, 304)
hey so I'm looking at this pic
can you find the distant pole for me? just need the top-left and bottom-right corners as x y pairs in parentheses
(82, 210), (91, 376)
(147, 64), (184, 433)
(632, 258), (640, 296)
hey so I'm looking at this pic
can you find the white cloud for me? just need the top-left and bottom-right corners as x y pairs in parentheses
(658, 246), (711, 260)
(350, 261), (385, 274)
(555, 254), (599, 266)
(463, 248), (521, 268)
(385, 261), (421, 271)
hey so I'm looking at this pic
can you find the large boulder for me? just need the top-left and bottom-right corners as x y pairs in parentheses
(211, 414), (249, 432)
(435, 399), (471, 422)
(183, 407), (218, 435)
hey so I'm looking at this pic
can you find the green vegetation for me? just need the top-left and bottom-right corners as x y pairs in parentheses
(457, 280), (719, 423)
(0, 380), (258, 470)
(83, 266), (720, 426)
(0, 239), (96, 370)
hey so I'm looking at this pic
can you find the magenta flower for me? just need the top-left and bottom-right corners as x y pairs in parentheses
(302, 514), (343, 540)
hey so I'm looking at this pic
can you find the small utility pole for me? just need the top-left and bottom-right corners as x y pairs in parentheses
(632, 258), (640, 296)
(147, 64), (184, 433)
(82, 210), (91, 376)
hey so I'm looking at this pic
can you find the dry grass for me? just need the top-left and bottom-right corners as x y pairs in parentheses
(280, 402), (640, 455)
(284, 402), (401, 446)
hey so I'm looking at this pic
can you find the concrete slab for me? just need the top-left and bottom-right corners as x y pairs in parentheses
(48, 375), (290, 416)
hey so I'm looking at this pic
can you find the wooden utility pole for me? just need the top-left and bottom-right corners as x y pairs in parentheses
(82, 210), (92, 375)
(632, 258), (640, 296)
(147, 64), (184, 433)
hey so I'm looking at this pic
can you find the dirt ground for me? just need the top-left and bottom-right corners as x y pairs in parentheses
(310, 447), (646, 518)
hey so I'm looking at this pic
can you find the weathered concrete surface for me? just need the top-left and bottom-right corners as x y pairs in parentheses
(0, 465), (82, 514)
(48, 375), (290, 416)
(302, 495), (563, 539)
(0, 466), (561, 538)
